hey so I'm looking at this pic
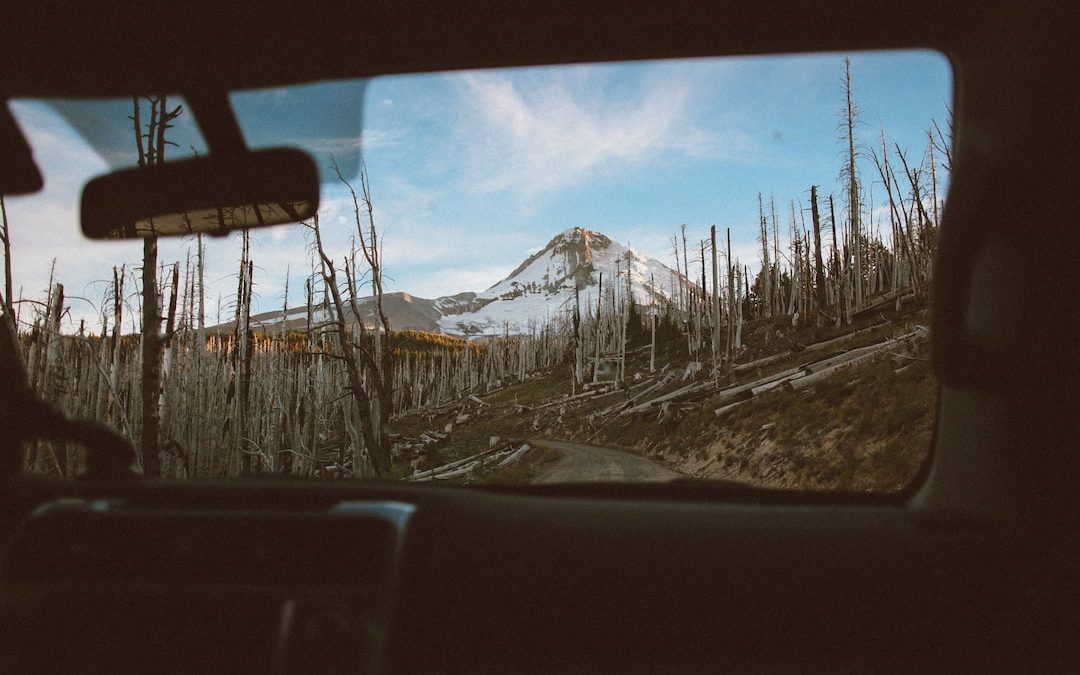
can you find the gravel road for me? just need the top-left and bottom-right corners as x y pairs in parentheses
(531, 439), (683, 483)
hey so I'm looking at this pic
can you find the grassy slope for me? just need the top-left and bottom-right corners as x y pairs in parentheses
(588, 338), (933, 491)
(390, 302), (934, 492)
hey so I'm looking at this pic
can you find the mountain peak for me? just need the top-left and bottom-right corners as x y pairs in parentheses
(440, 228), (679, 335)
(490, 227), (609, 297)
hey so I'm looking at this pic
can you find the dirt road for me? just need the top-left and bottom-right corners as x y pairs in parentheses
(530, 439), (683, 483)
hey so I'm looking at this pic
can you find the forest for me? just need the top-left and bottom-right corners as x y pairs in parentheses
(0, 60), (950, 482)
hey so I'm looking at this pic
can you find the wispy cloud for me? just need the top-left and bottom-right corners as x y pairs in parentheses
(452, 70), (706, 198)
(295, 128), (409, 156)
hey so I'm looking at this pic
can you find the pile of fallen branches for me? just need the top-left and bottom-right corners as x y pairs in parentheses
(611, 325), (928, 421)
(405, 440), (532, 482)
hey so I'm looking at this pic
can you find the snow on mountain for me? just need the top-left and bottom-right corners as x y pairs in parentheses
(436, 227), (681, 335)
(215, 228), (684, 337)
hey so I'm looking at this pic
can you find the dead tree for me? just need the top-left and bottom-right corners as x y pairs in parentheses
(810, 186), (827, 324)
(757, 194), (772, 318)
(770, 194), (781, 315)
(828, 194), (843, 326)
(725, 227), (734, 364)
(593, 272), (603, 383)
(842, 58), (863, 312)
(670, 235), (682, 313)
(648, 274), (656, 374)
(680, 223), (691, 318)
(931, 109), (954, 173)
(573, 284), (583, 383)
(329, 160), (396, 476)
(1, 195), (13, 327)
(927, 130), (940, 227)
(710, 225), (720, 372)
(311, 213), (378, 475)
(872, 132), (921, 296)
(132, 94), (182, 478)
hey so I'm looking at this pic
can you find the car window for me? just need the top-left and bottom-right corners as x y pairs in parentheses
(2, 50), (951, 490)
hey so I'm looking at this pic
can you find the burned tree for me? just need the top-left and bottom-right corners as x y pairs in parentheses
(1, 195), (13, 327)
(841, 58), (863, 313)
(810, 186), (827, 324)
(132, 95), (182, 477)
(306, 160), (396, 477)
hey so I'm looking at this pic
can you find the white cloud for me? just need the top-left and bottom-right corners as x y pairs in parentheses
(444, 66), (777, 206)
(294, 128), (408, 156)
(454, 70), (692, 197)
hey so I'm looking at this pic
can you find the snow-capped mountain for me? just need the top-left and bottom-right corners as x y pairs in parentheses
(229, 228), (683, 336)
(436, 227), (678, 335)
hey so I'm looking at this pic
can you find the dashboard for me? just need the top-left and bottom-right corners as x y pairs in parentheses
(2, 479), (1079, 673)
(1, 495), (412, 674)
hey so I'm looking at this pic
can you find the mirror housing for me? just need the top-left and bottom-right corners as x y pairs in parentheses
(80, 148), (318, 239)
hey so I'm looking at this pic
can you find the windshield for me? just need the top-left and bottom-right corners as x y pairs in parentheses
(2, 50), (951, 490)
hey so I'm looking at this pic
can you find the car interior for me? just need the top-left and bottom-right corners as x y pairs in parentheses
(1, 1), (1079, 673)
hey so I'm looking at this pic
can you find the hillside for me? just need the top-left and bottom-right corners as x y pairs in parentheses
(389, 298), (933, 492)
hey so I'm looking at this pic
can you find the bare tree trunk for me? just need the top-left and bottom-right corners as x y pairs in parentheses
(622, 253), (632, 385)
(680, 224), (690, 318)
(844, 58), (863, 313)
(593, 273), (603, 384)
(725, 227), (734, 364)
(46, 283), (66, 476)
(770, 195), (781, 317)
(698, 240), (707, 329)
(574, 284), (583, 383)
(810, 186), (827, 325)
(310, 213), (386, 475)
(132, 95), (179, 478)
(670, 236), (682, 313)
(757, 194), (771, 319)
(337, 161), (394, 475)
(710, 225), (720, 373)
(139, 236), (161, 477)
(828, 194), (844, 327)
(928, 129), (940, 227)
(932, 114), (953, 173)
(896, 143), (933, 266)
(0, 195), (13, 325)
(734, 264), (743, 348)
(159, 262), (179, 471)
(193, 235), (205, 475)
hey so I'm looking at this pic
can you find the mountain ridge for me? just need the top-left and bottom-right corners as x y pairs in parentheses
(227, 228), (682, 336)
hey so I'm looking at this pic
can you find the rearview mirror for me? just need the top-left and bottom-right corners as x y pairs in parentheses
(80, 148), (319, 239)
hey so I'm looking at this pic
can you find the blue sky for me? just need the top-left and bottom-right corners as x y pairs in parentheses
(4, 50), (951, 332)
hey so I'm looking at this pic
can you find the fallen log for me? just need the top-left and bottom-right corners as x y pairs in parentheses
(801, 327), (925, 374)
(714, 399), (751, 418)
(852, 290), (915, 319)
(619, 379), (716, 417)
(800, 322), (891, 353)
(406, 446), (503, 481)
(532, 386), (612, 411)
(498, 443), (532, 467)
(731, 351), (790, 376)
(731, 322), (890, 375)
(593, 375), (668, 418)
(741, 365), (806, 390)
(790, 348), (888, 390)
